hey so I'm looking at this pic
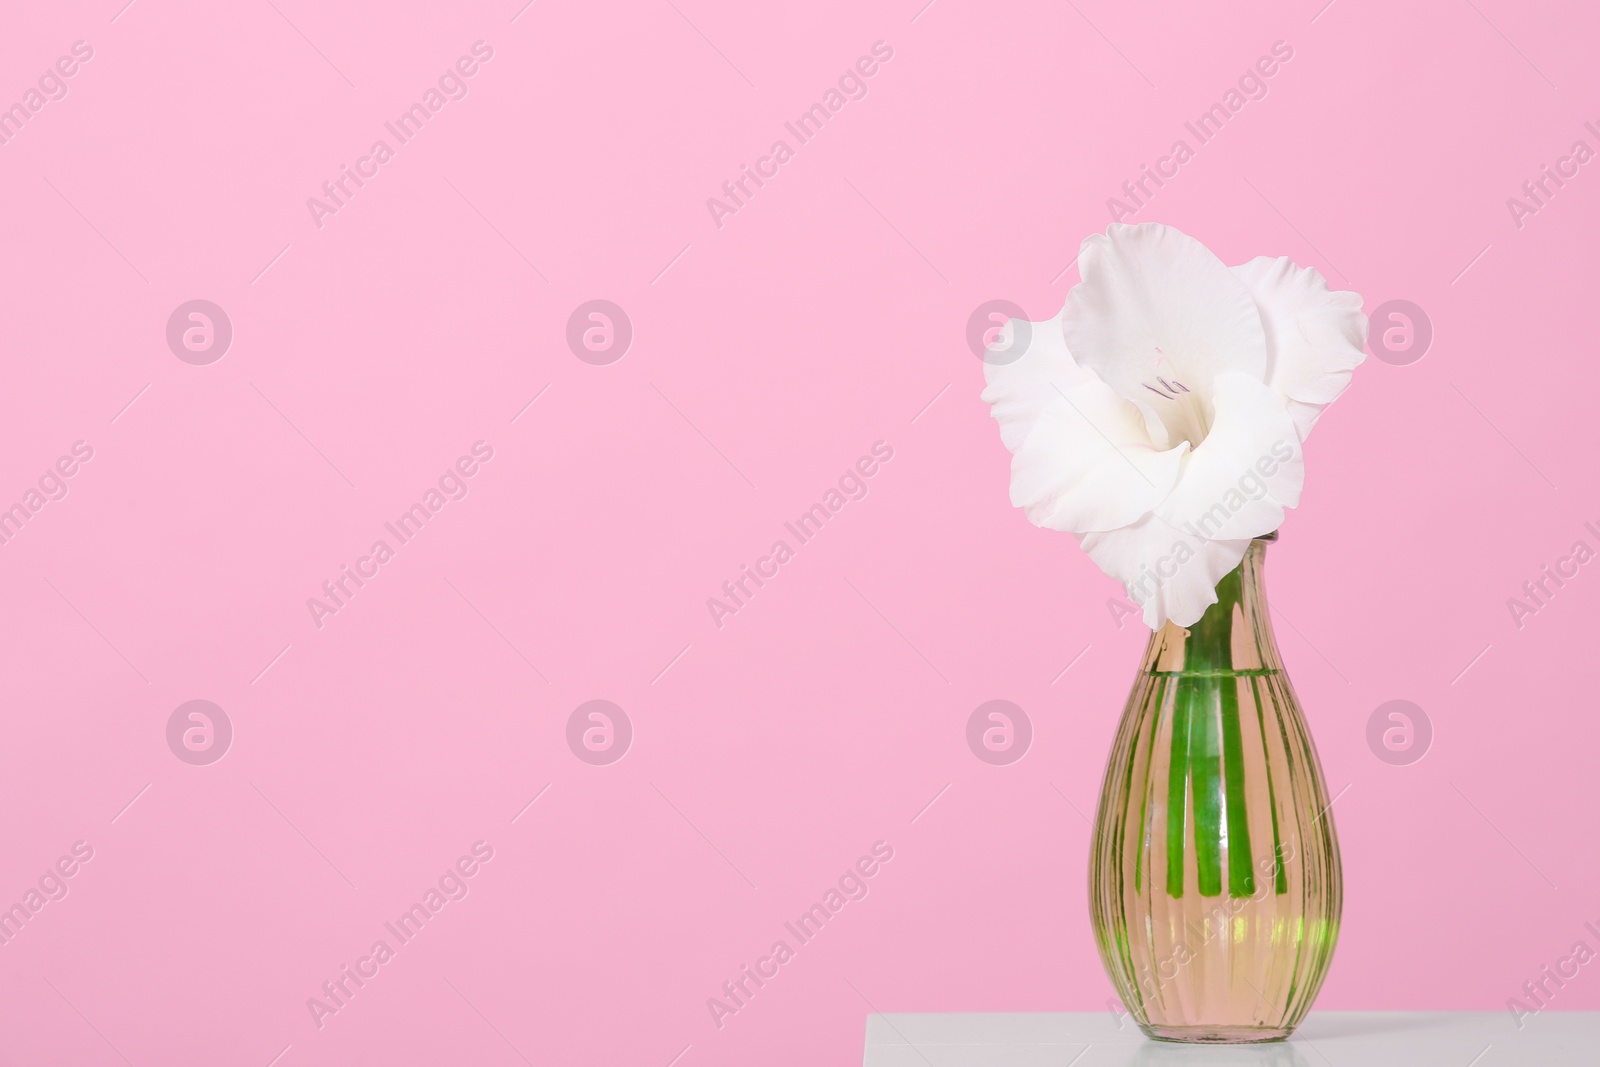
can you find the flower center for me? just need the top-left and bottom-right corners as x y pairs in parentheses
(1140, 375), (1211, 449)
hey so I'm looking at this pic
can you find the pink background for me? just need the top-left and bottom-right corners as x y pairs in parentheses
(2, 0), (1597, 1063)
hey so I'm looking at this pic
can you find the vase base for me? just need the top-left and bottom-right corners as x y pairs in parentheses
(1142, 1024), (1293, 1044)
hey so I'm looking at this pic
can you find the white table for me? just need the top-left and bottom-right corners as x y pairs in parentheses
(862, 1012), (1599, 1065)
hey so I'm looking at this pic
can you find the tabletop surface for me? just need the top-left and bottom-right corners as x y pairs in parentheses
(862, 1011), (1599, 1066)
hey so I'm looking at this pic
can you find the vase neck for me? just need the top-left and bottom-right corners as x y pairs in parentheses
(1140, 538), (1284, 674)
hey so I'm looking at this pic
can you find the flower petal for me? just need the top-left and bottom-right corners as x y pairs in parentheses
(1080, 515), (1252, 628)
(1155, 372), (1304, 541)
(1232, 256), (1367, 440)
(1008, 379), (1186, 534)
(1063, 223), (1268, 427)
(1285, 399), (1329, 439)
(980, 312), (1097, 452)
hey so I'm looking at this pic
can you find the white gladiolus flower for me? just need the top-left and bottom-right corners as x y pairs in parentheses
(982, 223), (1368, 628)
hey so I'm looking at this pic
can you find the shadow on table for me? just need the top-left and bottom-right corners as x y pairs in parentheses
(1112, 1014), (1449, 1066)
(1118, 1041), (1313, 1067)
(1296, 1013), (1452, 1040)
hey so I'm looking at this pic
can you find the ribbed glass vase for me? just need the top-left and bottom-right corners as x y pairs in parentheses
(1089, 534), (1341, 1043)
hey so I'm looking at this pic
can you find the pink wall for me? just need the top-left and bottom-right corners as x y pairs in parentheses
(1, 1), (1596, 1063)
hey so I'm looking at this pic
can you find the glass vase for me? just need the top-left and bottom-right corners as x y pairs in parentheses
(1089, 533), (1341, 1042)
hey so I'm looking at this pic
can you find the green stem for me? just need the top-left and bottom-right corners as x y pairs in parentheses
(1163, 564), (1258, 899)
(1189, 676), (1223, 897)
(1220, 676), (1256, 898)
(1165, 681), (1191, 899)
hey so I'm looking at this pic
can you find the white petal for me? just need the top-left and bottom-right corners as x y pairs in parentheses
(1155, 372), (1304, 541)
(1063, 223), (1268, 428)
(1081, 515), (1252, 629)
(1008, 379), (1186, 534)
(981, 312), (1097, 452)
(1232, 256), (1367, 440)
(1285, 399), (1327, 441)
